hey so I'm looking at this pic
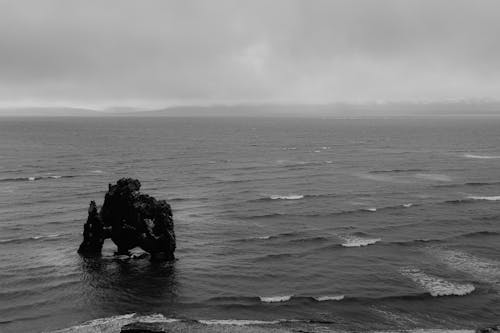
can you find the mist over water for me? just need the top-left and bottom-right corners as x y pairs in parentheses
(1, 116), (500, 332)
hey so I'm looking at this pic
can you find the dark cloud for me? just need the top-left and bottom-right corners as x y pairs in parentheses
(0, 0), (499, 108)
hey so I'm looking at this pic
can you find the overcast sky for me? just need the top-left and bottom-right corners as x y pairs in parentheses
(0, 0), (499, 109)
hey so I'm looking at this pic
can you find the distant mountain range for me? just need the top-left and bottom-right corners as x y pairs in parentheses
(1, 101), (499, 117)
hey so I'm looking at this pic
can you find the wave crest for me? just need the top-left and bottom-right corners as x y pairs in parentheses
(313, 295), (344, 301)
(468, 195), (500, 201)
(463, 154), (500, 159)
(400, 267), (475, 297)
(340, 235), (381, 247)
(259, 295), (292, 303)
(269, 194), (304, 200)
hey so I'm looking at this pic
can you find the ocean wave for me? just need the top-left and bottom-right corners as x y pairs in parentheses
(312, 295), (345, 301)
(400, 267), (475, 297)
(467, 195), (500, 201)
(48, 312), (476, 333)
(259, 295), (293, 303)
(340, 235), (381, 247)
(435, 181), (500, 188)
(233, 231), (298, 242)
(428, 249), (500, 284)
(198, 319), (280, 325)
(465, 181), (500, 186)
(0, 233), (64, 245)
(50, 313), (178, 333)
(463, 153), (500, 159)
(444, 199), (475, 205)
(241, 203), (416, 220)
(269, 194), (304, 200)
(288, 236), (329, 243)
(0, 175), (75, 183)
(370, 168), (427, 174)
(458, 230), (500, 238)
(254, 253), (297, 261)
(414, 173), (452, 182)
(255, 235), (274, 240)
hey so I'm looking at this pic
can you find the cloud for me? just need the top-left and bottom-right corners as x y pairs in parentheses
(0, 0), (499, 108)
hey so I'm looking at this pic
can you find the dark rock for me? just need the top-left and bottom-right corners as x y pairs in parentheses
(78, 178), (176, 260)
(77, 201), (106, 254)
(477, 326), (500, 333)
(121, 322), (167, 333)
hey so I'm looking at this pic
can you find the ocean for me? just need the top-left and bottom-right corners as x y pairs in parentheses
(1, 116), (499, 332)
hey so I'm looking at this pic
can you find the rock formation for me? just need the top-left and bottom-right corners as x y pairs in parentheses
(78, 178), (176, 260)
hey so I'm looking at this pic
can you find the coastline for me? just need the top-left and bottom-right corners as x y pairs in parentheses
(48, 313), (481, 333)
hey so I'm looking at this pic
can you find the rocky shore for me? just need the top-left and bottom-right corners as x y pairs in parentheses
(49, 313), (498, 333)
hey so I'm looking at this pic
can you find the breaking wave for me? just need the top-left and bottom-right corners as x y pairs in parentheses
(400, 267), (475, 297)
(259, 295), (293, 303)
(467, 195), (500, 201)
(313, 295), (345, 301)
(269, 194), (304, 200)
(50, 313), (178, 333)
(340, 234), (381, 247)
(198, 319), (280, 325)
(463, 154), (500, 159)
(428, 249), (500, 284)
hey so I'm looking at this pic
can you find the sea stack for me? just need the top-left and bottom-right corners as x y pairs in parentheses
(78, 178), (176, 260)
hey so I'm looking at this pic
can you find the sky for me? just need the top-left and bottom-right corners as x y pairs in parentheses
(0, 0), (499, 109)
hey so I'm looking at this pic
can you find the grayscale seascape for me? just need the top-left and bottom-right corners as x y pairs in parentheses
(1, 1), (500, 332)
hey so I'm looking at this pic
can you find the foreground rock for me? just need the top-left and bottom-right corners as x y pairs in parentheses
(78, 178), (176, 260)
(121, 322), (167, 333)
(477, 325), (500, 333)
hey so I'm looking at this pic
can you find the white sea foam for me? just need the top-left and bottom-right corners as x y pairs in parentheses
(429, 249), (500, 284)
(270, 194), (304, 200)
(340, 235), (381, 247)
(135, 314), (178, 323)
(400, 267), (475, 297)
(256, 235), (272, 240)
(28, 176), (36, 181)
(259, 295), (292, 303)
(49, 175), (62, 179)
(32, 233), (62, 240)
(313, 150), (321, 153)
(198, 319), (280, 326)
(415, 173), (452, 182)
(50, 313), (178, 333)
(463, 153), (500, 159)
(90, 170), (104, 174)
(50, 313), (137, 332)
(468, 195), (500, 201)
(363, 207), (377, 212)
(313, 295), (344, 301)
(403, 203), (413, 208)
